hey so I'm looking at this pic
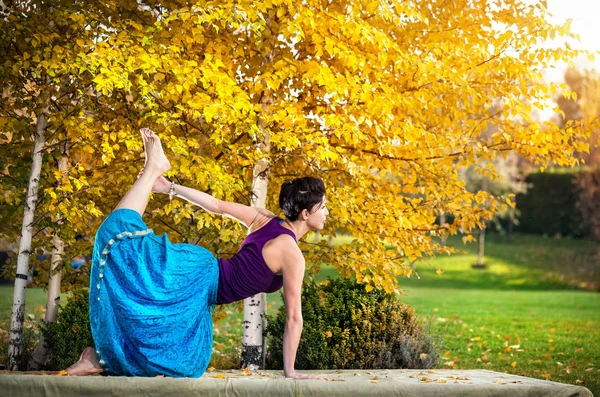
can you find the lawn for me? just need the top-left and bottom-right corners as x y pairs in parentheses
(1, 233), (599, 395)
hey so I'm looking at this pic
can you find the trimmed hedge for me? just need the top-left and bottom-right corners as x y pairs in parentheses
(266, 277), (438, 370)
(515, 171), (588, 237)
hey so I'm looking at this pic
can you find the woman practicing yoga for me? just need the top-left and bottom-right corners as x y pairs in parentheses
(66, 128), (327, 379)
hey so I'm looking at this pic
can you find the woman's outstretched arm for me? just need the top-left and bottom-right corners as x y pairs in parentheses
(151, 176), (274, 227)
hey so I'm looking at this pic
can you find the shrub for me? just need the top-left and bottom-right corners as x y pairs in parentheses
(42, 290), (93, 370)
(266, 277), (438, 370)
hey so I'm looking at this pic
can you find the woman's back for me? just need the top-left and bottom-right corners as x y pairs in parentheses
(216, 217), (296, 304)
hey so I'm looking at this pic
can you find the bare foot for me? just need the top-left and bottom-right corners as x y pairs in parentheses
(65, 347), (104, 376)
(140, 128), (170, 175)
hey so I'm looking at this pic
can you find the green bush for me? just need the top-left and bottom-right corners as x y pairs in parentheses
(42, 290), (93, 370)
(266, 277), (438, 370)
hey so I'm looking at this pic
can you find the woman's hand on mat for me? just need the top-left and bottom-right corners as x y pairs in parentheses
(285, 371), (321, 380)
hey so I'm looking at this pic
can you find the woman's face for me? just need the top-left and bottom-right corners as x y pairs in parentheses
(306, 196), (328, 230)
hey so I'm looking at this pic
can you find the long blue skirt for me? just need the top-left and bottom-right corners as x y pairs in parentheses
(89, 209), (219, 377)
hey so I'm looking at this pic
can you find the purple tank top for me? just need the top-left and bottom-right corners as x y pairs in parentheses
(216, 217), (296, 304)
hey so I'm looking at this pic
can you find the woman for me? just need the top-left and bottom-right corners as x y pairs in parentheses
(66, 128), (327, 379)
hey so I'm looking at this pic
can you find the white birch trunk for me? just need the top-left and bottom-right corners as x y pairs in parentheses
(241, 156), (269, 370)
(476, 226), (486, 268)
(29, 144), (67, 369)
(440, 212), (447, 246)
(8, 112), (47, 370)
(242, 45), (274, 369)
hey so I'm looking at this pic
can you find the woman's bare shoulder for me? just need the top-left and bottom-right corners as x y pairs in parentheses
(248, 209), (277, 234)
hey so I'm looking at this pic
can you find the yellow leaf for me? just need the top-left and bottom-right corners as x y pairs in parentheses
(436, 269), (444, 276)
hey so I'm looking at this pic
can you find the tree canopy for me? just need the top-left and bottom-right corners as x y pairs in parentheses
(0, 0), (595, 293)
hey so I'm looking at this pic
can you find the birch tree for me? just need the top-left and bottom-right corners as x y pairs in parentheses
(8, 111), (47, 370)
(28, 142), (68, 370)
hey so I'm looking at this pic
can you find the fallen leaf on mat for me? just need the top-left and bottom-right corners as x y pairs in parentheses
(495, 379), (506, 384)
(369, 377), (379, 384)
(448, 376), (469, 380)
(206, 367), (216, 373)
(438, 377), (448, 384)
(55, 370), (68, 376)
(211, 374), (227, 379)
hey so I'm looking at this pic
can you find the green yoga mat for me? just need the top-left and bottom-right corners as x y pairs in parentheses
(0, 369), (593, 397)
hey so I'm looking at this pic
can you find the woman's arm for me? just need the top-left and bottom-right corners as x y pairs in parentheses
(281, 247), (319, 380)
(173, 183), (263, 227)
(151, 175), (273, 227)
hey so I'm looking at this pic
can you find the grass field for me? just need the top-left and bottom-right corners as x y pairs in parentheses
(1, 233), (599, 395)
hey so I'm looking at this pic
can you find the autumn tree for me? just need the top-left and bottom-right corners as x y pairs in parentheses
(2, 0), (595, 370)
(77, 0), (594, 366)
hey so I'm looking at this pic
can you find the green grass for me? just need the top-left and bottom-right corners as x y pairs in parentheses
(393, 234), (600, 395)
(0, 285), (51, 325)
(402, 288), (599, 394)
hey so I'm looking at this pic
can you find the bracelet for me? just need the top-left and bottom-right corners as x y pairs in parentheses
(169, 180), (175, 202)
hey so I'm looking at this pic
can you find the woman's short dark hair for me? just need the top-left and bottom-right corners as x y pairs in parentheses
(279, 177), (325, 221)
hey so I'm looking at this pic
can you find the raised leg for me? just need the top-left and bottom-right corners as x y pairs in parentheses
(114, 128), (170, 216)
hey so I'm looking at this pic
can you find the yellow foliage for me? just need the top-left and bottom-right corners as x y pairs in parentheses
(0, 0), (594, 293)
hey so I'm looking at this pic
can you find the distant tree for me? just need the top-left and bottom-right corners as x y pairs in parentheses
(460, 151), (528, 267)
(555, 67), (600, 241)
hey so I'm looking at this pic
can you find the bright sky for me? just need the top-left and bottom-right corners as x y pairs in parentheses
(544, 0), (600, 81)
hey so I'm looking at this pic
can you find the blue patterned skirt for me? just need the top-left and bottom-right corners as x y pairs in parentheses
(89, 209), (219, 377)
